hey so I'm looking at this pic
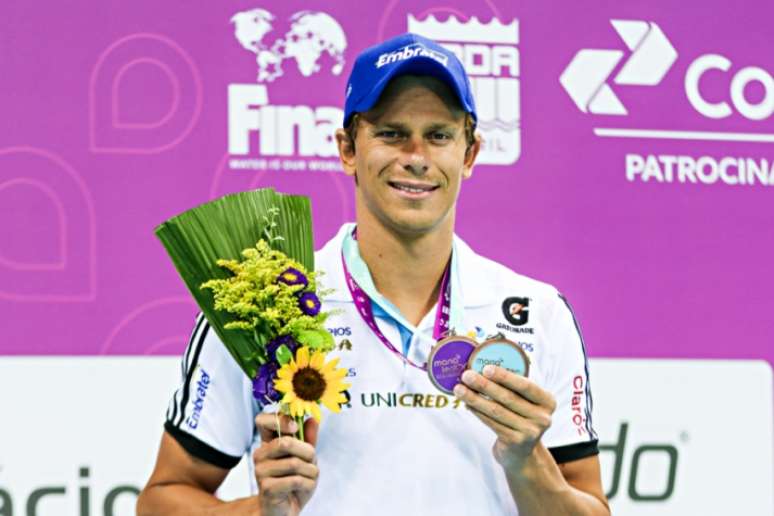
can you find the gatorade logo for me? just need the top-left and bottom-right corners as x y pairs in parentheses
(502, 296), (530, 326)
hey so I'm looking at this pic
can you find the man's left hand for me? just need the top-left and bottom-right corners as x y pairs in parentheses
(454, 365), (557, 471)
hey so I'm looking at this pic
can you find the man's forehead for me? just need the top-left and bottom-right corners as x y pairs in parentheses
(363, 75), (465, 123)
(367, 114), (461, 129)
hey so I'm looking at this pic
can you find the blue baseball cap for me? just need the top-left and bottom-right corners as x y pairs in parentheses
(343, 32), (477, 128)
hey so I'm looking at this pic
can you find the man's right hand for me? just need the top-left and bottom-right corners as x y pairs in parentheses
(253, 413), (320, 516)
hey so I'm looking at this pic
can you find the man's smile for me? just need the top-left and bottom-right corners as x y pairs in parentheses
(387, 179), (440, 199)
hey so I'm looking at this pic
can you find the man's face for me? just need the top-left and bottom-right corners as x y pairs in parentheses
(337, 76), (480, 236)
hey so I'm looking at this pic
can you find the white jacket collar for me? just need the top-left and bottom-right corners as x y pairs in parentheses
(316, 223), (490, 308)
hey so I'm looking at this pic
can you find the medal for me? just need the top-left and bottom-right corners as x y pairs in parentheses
(467, 337), (530, 377)
(427, 336), (477, 394)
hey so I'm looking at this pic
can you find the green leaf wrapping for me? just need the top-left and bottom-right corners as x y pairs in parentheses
(154, 188), (314, 379)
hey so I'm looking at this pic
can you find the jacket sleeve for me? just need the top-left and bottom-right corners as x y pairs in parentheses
(164, 313), (258, 469)
(540, 294), (600, 464)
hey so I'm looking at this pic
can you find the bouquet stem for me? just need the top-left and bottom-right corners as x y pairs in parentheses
(295, 415), (305, 442)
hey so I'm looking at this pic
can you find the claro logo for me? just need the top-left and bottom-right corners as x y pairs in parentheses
(600, 422), (679, 502)
(0, 466), (138, 516)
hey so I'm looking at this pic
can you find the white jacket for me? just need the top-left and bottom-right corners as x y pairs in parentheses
(164, 224), (598, 516)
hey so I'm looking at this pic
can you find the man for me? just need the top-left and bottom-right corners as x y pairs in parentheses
(137, 33), (610, 516)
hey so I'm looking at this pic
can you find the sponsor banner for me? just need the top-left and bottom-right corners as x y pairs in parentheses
(0, 357), (252, 515)
(0, 358), (770, 515)
(560, 18), (774, 187)
(590, 359), (773, 514)
(1, 2), (773, 377)
(408, 14), (521, 165)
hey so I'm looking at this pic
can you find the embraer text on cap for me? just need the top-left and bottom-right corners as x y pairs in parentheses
(375, 43), (449, 69)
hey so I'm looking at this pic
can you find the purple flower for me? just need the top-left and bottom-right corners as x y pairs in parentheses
(252, 362), (281, 404)
(277, 267), (308, 288)
(266, 335), (299, 362)
(298, 291), (321, 316)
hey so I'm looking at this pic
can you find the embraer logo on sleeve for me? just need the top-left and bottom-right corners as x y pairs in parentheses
(185, 367), (211, 430)
(502, 297), (530, 326)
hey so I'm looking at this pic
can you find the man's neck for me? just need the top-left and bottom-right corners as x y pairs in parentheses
(355, 214), (453, 327)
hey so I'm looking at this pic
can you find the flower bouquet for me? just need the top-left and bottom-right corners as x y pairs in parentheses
(155, 188), (349, 436)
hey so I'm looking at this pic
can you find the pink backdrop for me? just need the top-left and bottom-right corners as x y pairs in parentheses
(2, 1), (772, 366)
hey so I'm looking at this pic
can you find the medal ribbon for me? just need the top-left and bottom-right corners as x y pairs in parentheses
(341, 242), (452, 372)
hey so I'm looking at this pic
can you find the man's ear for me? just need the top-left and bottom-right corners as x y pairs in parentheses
(335, 128), (357, 178)
(462, 131), (482, 180)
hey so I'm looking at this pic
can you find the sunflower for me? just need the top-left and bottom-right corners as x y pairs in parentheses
(274, 347), (350, 422)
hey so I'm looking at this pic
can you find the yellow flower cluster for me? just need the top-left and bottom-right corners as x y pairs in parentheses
(201, 240), (328, 345)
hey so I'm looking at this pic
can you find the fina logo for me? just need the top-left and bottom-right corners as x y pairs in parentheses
(560, 20), (678, 115)
(227, 8), (347, 164)
(231, 9), (346, 83)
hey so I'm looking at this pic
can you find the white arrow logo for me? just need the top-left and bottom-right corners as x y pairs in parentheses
(560, 20), (678, 115)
